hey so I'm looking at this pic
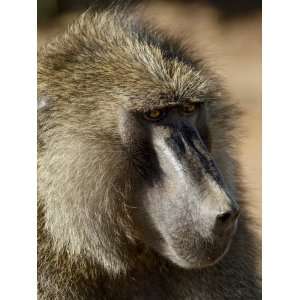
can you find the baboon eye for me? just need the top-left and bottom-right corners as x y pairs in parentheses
(182, 103), (197, 114)
(144, 109), (166, 121)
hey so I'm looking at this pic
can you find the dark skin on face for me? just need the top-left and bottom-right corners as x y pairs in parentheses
(120, 101), (240, 269)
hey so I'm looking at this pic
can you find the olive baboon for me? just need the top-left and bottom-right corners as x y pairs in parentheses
(38, 7), (261, 300)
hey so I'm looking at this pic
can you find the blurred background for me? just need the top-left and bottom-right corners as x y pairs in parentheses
(37, 0), (261, 239)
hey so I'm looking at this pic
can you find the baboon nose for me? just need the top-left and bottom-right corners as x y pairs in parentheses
(215, 207), (240, 232)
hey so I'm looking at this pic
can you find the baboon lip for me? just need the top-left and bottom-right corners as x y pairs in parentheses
(168, 235), (234, 269)
(182, 248), (229, 269)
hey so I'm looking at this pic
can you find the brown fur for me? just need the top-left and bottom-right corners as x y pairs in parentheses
(38, 7), (261, 299)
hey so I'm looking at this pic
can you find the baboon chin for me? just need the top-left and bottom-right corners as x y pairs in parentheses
(38, 7), (261, 300)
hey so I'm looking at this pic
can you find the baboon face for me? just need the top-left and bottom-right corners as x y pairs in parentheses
(38, 11), (242, 272)
(120, 101), (239, 269)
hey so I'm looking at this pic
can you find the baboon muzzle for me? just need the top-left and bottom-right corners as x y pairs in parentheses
(153, 123), (240, 235)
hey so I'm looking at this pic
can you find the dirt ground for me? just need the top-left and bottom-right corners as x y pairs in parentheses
(38, 2), (261, 235)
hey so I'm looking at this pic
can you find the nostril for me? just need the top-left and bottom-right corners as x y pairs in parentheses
(217, 211), (233, 224)
(215, 207), (240, 233)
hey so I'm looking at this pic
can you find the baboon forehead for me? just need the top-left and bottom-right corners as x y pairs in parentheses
(110, 61), (220, 111)
(95, 38), (219, 111)
(38, 9), (222, 111)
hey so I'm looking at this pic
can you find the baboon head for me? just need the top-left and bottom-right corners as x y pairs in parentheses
(38, 9), (240, 274)
(120, 99), (240, 269)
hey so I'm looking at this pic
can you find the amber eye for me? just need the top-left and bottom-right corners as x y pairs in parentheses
(182, 103), (197, 114)
(144, 109), (166, 121)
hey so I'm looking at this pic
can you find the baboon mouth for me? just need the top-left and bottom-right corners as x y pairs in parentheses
(178, 246), (231, 269)
(167, 235), (234, 269)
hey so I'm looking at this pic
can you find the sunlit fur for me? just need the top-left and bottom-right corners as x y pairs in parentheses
(38, 7), (261, 300)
